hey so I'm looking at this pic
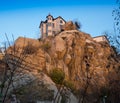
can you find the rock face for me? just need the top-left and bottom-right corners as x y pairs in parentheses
(14, 37), (41, 48)
(62, 21), (77, 30)
(42, 30), (118, 85)
(54, 36), (66, 59)
(3, 30), (120, 103)
(38, 30), (119, 102)
(6, 37), (45, 71)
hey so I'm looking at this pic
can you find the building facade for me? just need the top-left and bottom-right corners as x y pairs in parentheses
(39, 14), (66, 38)
(93, 35), (108, 43)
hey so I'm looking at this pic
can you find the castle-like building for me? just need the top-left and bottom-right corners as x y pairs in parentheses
(39, 14), (108, 43)
(39, 14), (66, 39)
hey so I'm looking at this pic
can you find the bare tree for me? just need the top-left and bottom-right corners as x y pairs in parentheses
(0, 34), (29, 103)
(106, 0), (120, 54)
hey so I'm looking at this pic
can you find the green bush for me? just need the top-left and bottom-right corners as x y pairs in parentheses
(63, 80), (75, 91)
(41, 43), (51, 51)
(49, 68), (65, 85)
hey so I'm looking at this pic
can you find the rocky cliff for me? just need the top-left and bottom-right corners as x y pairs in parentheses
(2, 30), (120, 103)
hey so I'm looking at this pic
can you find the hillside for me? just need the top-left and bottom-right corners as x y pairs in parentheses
(1, 30), (120, 103)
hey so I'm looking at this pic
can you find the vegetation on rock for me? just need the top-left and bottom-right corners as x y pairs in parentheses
(41, 43), (51, 51)
(49, 68), (65, 85)
(24, 42), (39, 54)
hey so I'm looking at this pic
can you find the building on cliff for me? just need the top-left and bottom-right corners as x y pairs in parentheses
(93, 35), (109, 43)
(39, 14), (66, 39)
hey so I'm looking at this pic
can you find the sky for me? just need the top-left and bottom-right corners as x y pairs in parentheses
(0, 0), (116, 46)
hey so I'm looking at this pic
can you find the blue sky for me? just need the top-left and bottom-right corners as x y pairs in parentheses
(0, 0), (116, 45)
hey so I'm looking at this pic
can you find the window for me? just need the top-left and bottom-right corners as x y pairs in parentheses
(48, 17), (51, 20)
(48, 30), (51, 32)
(53, 23), (54, 28)
(60, 20), (63, 23)
(53, 31), (55, 34)
(41, 27), (43, 33)
(60, 25), (63, 29)
(48, 23), (51, 26)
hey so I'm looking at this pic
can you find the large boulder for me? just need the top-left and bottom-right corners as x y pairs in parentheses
(14, 37), (41, 48)
(54, 36), (66, 59)
(62, 21), (77, 30)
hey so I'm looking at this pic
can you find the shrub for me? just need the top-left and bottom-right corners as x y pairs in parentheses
(49, 68), (65, 85)
(74, 21), (81, 30)
(24, 43), (39, 54)
(63, 80), (75, 91)
(37, 69), (42, 73)
(63, 21), (76, 30)
(41, 43), (51, 51)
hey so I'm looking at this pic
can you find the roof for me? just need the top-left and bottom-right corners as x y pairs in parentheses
(54, 16), (66, 23)
(93, 35), (107, 38)
(46, 13), (54, 18)
(39, 20), (47, 28)
(39, 14), (66, 28)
